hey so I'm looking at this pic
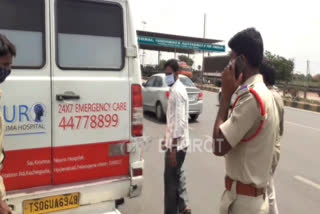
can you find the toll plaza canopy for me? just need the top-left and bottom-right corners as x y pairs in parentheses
(137, 30), (225, 54)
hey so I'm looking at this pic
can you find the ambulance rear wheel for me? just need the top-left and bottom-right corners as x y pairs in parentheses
(190, 114), (199, 122)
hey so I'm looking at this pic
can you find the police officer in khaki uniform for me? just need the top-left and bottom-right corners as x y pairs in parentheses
(0, 34), (16, 214)
(260, 62), (284, 214)
(212, 28), (280, 214)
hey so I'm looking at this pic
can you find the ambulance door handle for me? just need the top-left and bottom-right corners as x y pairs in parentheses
(56, 92), (80, 101)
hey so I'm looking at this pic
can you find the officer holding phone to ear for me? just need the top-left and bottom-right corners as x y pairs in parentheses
(212, 28), (280, 214)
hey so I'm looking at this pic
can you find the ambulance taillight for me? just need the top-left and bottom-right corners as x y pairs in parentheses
(132, 84), (143, 137)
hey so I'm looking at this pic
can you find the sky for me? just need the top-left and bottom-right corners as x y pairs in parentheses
(131, 0), (320, 75)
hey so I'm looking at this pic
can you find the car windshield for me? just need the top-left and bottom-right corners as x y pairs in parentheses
(180, 77), (195, 87)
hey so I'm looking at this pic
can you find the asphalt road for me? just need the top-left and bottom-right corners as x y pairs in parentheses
(120, 90), (320, 214)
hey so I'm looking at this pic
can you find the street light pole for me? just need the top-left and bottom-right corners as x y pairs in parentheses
(304, 60), (310, 99)
(141, 21), (147, 66)
(201, 13), (206, 84)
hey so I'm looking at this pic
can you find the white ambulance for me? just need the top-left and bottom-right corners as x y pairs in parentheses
(0, 0), (144, 213)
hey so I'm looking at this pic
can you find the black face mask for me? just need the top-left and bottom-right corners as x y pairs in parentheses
(0, 67), (11, 83)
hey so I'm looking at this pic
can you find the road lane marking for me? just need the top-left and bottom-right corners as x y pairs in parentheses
(285, 106), (320, 115)
(294, 176), (320, 190)
(285, 121), (320, 132)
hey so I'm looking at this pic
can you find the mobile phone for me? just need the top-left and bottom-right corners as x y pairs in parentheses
(235, 56), (246, 79)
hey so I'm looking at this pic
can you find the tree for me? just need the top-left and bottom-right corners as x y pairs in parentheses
(178, 55), (194, 66)
(144, 65), (156, 73)
(293, 73), (305, 81)
(264, 51), (294, 82)
(306, 74), (313, 82)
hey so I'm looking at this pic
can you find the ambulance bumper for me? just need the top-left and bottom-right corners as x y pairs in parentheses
(50, 201), (121, 214)
(129, 159), (144, 198)
(127, 137), (148, 198)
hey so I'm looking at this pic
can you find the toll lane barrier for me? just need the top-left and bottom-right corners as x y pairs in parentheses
(283, 99), (320, 113)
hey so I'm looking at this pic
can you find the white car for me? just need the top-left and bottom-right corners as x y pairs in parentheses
(143, 74), (203, 122)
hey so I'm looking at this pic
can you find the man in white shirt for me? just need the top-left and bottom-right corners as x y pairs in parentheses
(163, 59), (191, 214)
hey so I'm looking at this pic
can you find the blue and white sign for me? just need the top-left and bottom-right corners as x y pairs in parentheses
(0, 103), (47, 136)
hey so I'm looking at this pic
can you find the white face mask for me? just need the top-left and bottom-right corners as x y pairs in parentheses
(166, 74), (175, 86)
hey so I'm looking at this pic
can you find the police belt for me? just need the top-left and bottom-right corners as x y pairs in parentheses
(225, 176), (265, 197)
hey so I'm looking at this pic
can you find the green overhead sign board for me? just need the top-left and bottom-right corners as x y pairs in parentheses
(138, 36), (225, 53)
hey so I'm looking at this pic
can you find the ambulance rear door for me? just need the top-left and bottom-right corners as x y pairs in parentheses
(0, 0), (52, 191)
(50, 0), (131, 185)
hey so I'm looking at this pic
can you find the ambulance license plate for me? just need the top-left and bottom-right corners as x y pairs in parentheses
(23, 192), (80, 214)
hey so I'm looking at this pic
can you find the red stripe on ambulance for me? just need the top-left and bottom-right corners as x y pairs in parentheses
(1, 148), (52, 191)
(1, 141), (130, 191)
(53, 141), (129, 185)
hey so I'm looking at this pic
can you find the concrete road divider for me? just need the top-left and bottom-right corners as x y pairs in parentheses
(197, 84), (320, 113)
(283, 99), (320, 113)
(196, 84), (220, 93)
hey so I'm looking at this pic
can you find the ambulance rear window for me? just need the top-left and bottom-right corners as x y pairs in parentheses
(56, 0), (124, 70)
(0, 0), (45, 68)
